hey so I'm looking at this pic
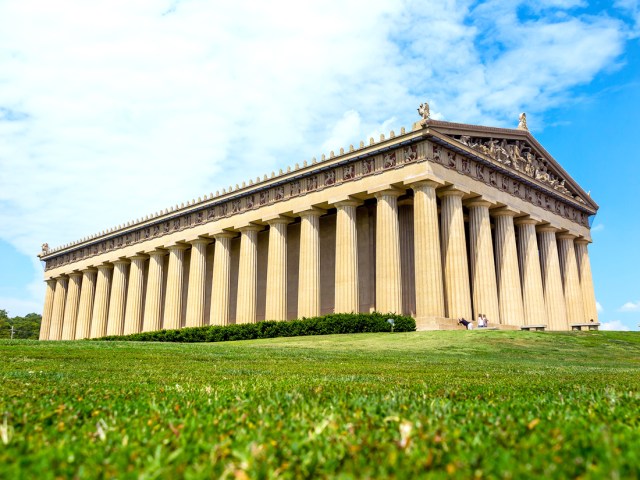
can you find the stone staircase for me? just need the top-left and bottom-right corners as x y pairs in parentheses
(414, 317), (521, 331)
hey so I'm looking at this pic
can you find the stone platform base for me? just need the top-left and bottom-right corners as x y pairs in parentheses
(415, 317), (521, 331)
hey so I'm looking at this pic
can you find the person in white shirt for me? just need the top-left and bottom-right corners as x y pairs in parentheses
(477, 314), (486, 328)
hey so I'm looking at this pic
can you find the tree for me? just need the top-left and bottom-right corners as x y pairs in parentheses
(0, 310), (42, 339)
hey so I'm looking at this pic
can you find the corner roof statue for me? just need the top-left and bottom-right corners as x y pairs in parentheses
(35, 101), (599, 339)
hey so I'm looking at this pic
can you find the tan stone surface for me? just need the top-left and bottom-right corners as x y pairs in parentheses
(334, 201), (360, 314)
(492, 210), (525, 326)
(515, 218), (547, 326)
(439, 188), (472, 320)
(124, 255), (147, 335)
(48, 276), (68, 340)
(575, 240), (598, 322)
(210, 233), (235, 325)
(399, 202), (416, 316)
(537, 227), (568, 330)
(298, 209), (323, 318)
(185, 240), (209, 327)
(142, 250), (165, 332)
(411, 181), (445, 319)
(75, 268), (97, 339)
(467, 200), (500, 323)
(39, 279), (56, 340)
(375, 190), (403, 314)
(90, 265), (112, 338)
(164, 245), (187, 330)
(236, 226), (262, 324)
(558, 234), (586, 324)
(265, 218), (290, 320)
(106, 260), (129, 336)
(61, 272), (82, 340)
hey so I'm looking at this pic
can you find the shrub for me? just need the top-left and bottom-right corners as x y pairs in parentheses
(99, 312), (415, 343)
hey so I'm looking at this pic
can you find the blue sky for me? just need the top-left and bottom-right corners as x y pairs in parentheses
(0, 0), (638, 330)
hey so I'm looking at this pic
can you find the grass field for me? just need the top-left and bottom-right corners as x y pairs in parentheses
(1, 331), (639, 479)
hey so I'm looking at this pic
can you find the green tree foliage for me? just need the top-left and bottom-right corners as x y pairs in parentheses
(0, 309), (42, 339)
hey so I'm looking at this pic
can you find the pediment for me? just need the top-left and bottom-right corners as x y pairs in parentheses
(427, 121), (597, 212)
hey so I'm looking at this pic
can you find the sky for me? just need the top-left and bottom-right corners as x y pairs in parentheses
(0, 0), (638, 330)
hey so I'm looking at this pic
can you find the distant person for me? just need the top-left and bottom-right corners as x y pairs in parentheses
(482, 314), (489, 327)
(458, 318), (473, 330)
(477, 314), (485, 328)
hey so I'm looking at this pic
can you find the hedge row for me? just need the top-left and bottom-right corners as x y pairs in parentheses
(99, 312), (416, 343)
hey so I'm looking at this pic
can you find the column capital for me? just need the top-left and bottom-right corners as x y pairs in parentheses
(97, 264), (114, 272)
(148, 249), (167, 258)
(112, 259), (131, 266)
(68, 271), (83, 279)
(213, 231), (237, 240)
(80, 267), (98, 273)
(294, 207), (326, 218)
(166, 243), (189, 251)
(187, 238), (211, 246)
(437, 185), (469, 198)
(514, 216), (541, 226)
(237, 223), (264, 233)
(372, 188), (404, 199)
(490, 206), (519, 217)
(45, 278), (58, 285)
(334, 199), (363, 208)
(575, 238), (591, 245)
(129, 254), (150, 261)
(465, 198), (494, 209)
(536, 225), (560, 233)
(557, 233), (577, 240)
(264, 215), (293, 226)
(410, 179), (442, 190)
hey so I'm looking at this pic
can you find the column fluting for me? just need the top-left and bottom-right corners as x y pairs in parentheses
(334, 201), (360, 314)
(468, 200), (500, 324)
(75, 268), (97, 339)
(90, 265), (112, 338)
(398, 201), (416, 316)
(236, 226), (262, 324)
(210, 233), (235, 326)
(39, 279), (56, 340)
(164, 245), (188, 330)
(61, 272), (82, 340)
(375, 190), (403, 314)
(298, 209), (323, 318)
(142, 250), (166, 332)
(492, 210), (525, 326)
(185, 239), (210, 327)
(106, 260), (129, 336)
(265, 218), (290, 320)
(439, 188), (472, 320)
(123, 255), (147, 335)
(411, 181), (445, 319)
(558, 234), (586, 325)
(515, 218), (547, 325)
(575, 239), (598, 323)
(48, 276), (68, 340)
(538, 227), (568, 330)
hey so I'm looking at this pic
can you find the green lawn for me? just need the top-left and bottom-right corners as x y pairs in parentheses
(1, 331), (639, 479)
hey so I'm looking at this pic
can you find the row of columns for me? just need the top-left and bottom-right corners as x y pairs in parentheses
(40, 183), (598, 340)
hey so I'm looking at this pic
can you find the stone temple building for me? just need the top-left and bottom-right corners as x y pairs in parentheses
(38, 105), (598, 339)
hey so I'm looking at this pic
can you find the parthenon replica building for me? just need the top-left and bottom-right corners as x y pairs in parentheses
(38, 106), (599, 339)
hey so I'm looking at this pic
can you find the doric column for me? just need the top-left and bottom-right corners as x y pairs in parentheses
(265, 218), (291, 320)
(61, 272), (82, 340)
(515, 218), (547, 325)
(558, 234), (585, 325)
(298, 209), (324, 318)
(39, 279), (56, 340)
(439, 188), (472, 320)
(575, 239), (598, 322)
(375, 190), (403, 314)
(334, 201), (360, 314)
(106, 260), (129, 336)
(75, 268), (97, 339)
(48, 276), (68, 340)
(236, 225), (263, 324)
(492, 210), (524, 326)
(411, 181), (445, 318)
(142, 250), (166, 332)
(537, 226), (568, 330)
(185, 239), (210, 327)
(123, 255), (147, 335)
(164, 245), (188, 330)
(398, 201), (416, 316)
(210, 233), (235, 326)
(90, 265), (112, 338)
(467, 200), (500, 323)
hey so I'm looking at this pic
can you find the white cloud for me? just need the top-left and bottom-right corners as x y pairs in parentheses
(591, 224), (605, 233)
(596, 301), (604, 313)
(600, 320), (631, 331)
(619, 301), (640, 312)
(0, 1), (633, 314)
